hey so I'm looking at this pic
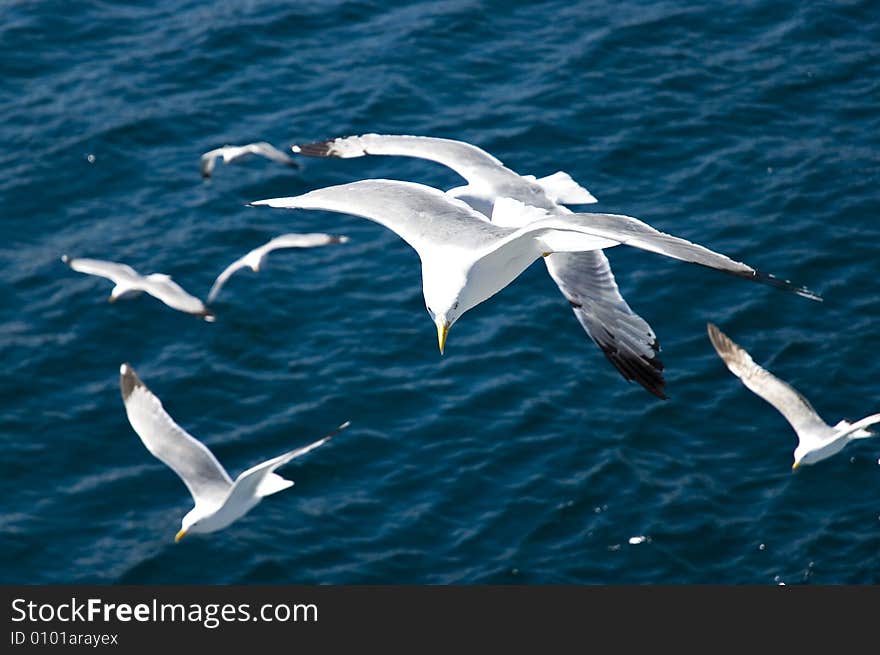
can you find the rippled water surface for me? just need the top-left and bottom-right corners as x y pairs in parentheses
(2, 0), (879, 583)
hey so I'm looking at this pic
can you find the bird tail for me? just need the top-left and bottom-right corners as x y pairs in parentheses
(837, 413), (880, 440)
(534, 171), (598, 205)
(256, 472), (294, 497)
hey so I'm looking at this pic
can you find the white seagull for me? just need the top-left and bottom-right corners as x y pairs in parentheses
(61, 255), (214, 321)
(119, 363), (349, 541)
(200, 142), (300, 179)
(250, 179), (819, 360)
(707, 323), (879, 469)
(207, 232), (350, 303)
(292, 134), (649, 396)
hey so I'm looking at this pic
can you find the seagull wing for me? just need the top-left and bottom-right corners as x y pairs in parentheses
(225, 421), (349, 503)
(293, 134), (513, 188)
(62, 256), (140, 285)
(263, 232), (349, 250)
(544, 251), (665, 399)
(250, 179), (508, 260)
(207, 255), (251, 304)
(140, 274), (213, 320)
(207, 233), (346, 303)
(120, 363), (232, 508)
(837, 413), (880, 440)
(706, 323), (831, 436)
(200, 149), (221, 178)
(490, 199), (822, 301)
(249, 142), (299, 167)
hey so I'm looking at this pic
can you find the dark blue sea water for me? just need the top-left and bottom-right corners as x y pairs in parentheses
(2, 0), (879, 584)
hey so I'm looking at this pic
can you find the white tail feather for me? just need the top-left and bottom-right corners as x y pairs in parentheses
(256, 472), (294, 497)
(535, 171), (598, 205)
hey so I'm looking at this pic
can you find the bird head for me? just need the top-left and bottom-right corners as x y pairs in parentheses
(792, 445), (806, 471)
(176, 509), (208, 543)
(424, 287), (465, 356)
(421, 259), (499, 355)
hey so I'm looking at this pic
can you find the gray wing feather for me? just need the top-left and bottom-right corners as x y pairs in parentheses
(119, 363), (232, 508)
(200, 151), (219, 178)
(63, 256), (140, 284)
(507, 211), (820, 300)
(207, 257), (249, 304)
(140, 275), (212, 318)
(544, 251), (665, 399)
(250, 179), (508, 258)
(706, 324), (830, 435)
(292, 134), (505, 185)
(263, 233), (348, 249)
(207, 233), (347, 303)
(226, 421), (349, 503)
(249, 142), (297, 166)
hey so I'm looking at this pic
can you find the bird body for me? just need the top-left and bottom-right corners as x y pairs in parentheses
(291, 134), (664, 398)
(707, 323), (879, 468)
(62, 255), (214, 321)
(200, 142), (300, 179)
(207, 233), (349, 303)
(252, 179), (818, 359)
(119, 363), (347, 540)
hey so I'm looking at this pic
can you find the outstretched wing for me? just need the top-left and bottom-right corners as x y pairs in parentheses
(263, 233), (349, 250)
(706, 323), (830, 436)
(140, 275), (214, 320)
(544, 251), (665, 399)
(62, 255), (140, 285)
(293, 134), (513, 187)
(207, 256), (250, 304)
(249, 142), (300, 167)
(207, 233), (347, 303)
(119, 363), (232, 508)
(226, 421), (349, 503)
(490, 200), (822, 301)
(250, 179), (508, 260)
(200, 150), (221, 178)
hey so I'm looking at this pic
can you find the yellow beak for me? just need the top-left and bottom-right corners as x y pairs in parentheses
(436, 321), (449, 355)
(174, 528), (188, 543)
(791, 461), (800, 471)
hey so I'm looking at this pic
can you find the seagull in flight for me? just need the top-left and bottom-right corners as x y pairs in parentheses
(291, 134), (650, 397)
(707, 323), (879, 469)
(200, 142), (300, 179)
(250, 179), (819, 366)
(61, 255), (214, 321)
(207, 233), (349, 303)
(119, 363), (349, 541)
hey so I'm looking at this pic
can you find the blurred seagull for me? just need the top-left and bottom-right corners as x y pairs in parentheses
(207, 233), (349, 303)
(119, 363), (349, 541)
(707, 323), (879, 469)
(61, 255), (214, 321)
(200, 142), (300, 179)
(250, 179), (819, 360)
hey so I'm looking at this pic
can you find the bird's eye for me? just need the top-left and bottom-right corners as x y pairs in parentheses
(426, 306), (436, 319)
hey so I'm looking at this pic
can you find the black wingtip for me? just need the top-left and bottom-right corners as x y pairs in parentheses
(291, 139), (337, 158)
(322, 420), (351, 442)
(597, 337), (668, 400)
(119, 362), (143, 401)
(749, 269), (823, 302)
(706, 322), (738, 359)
